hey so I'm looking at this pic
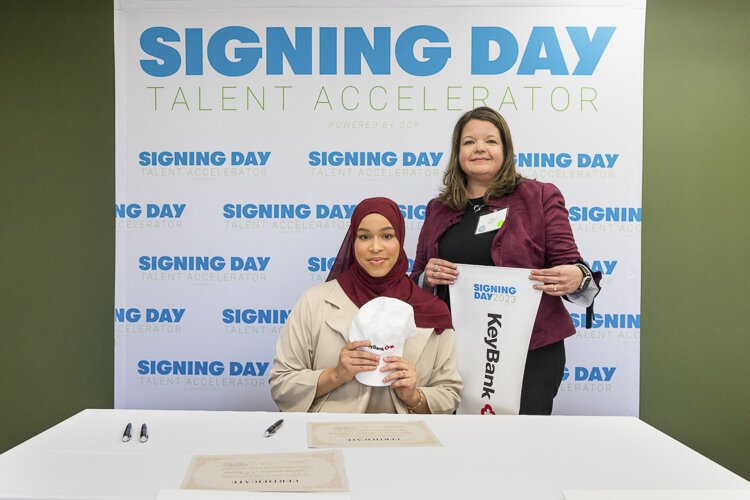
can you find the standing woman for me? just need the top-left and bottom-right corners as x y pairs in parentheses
(412, 107), (600, 415)
(270, 197), (462, 414)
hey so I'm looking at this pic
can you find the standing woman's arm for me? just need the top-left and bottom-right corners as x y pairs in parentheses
(411, 200), (432, 280)
(533, 183), (601, 310)
(541, 182), (582, 266)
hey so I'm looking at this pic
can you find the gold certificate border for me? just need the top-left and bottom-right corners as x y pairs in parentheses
(307, 420), (442, 448)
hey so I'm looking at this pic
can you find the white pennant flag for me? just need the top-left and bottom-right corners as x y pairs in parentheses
(450, 265), (542, 415)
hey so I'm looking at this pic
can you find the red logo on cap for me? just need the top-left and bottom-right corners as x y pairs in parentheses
(481, 404), (495, 415)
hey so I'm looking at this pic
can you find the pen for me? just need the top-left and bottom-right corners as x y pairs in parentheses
(122, 423), (132, 442)
(264, 418), (284, 438)
(139, 423), (149, 443)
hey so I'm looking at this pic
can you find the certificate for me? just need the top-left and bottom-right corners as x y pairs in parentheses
(307, 421), (442, 448)
(181, 450), (349, 492)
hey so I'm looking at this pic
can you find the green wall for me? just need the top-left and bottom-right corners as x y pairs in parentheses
(1, 0), (747, 480)
(1, 1), (115, 450)
(640, 0), (749, 479)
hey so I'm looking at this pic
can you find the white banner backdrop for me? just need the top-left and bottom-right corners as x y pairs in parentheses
(451, 265), (542, 415)
(114, 0), (644, 414)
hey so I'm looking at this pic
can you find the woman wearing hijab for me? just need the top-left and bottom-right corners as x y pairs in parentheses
(269, 197), (462, 414)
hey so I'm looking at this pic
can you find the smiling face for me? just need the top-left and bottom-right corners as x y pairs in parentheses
(353, 213), (401, 278)
(458, 119), (506, 188)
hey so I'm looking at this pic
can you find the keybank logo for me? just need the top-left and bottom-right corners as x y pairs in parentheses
(569, 206), (641, 222)
(570, 312), (640, 329)
(137, 359), (269, 376)
(562, 366), (616, 382)
(368, 344), (396, 351)
(116, 203), (185, 218)
(224, 204), (426, 220)
(307, 257), (414, 273)
(222, 309), (290, 324)
(138, 256), (270, 271)
(139, 25), (614, 77)
(115, 308), (185, 323)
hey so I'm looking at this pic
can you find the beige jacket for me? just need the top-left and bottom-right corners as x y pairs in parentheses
(269, 280), (462, 414)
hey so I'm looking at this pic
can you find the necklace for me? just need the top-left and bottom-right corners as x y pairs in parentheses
(467, 198), (486, 213)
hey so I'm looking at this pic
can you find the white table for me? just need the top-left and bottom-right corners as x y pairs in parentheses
(0, 409), (747, 499)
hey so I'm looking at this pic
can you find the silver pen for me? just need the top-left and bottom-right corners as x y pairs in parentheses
(264, 418), (284, 438)
(139, 423), (149, 443)
(122, 423), (132, 442)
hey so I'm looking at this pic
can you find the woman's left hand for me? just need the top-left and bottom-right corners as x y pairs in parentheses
(381, 356), (420, 407)
(530, 265), (584, 296)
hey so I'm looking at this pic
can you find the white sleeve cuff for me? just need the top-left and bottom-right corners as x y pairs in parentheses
(567, 280), (600, 308)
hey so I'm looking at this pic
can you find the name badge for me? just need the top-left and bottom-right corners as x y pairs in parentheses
(475, 208), (508, 235)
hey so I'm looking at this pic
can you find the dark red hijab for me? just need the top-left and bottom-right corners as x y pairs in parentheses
(326, 197), (452, 332)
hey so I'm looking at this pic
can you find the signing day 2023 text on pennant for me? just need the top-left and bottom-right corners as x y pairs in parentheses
(450, 265), (542, 415)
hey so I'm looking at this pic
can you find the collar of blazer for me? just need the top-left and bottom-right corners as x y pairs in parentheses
(322, 281), (433, 365)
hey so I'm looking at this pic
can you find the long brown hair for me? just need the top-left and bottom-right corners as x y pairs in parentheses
(438, 107), (523, 210)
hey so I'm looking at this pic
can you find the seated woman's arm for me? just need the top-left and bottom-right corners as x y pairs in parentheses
(420, 328), (463, 414)
(269, 291), (378, 412)
(314, 340), (378, 398)
(269, 293), (324, 412)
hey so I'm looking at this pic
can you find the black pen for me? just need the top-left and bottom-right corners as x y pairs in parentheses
(139, 423), (149, 443)
(264, 418), (284, 438)
(122, 423), (132, 442)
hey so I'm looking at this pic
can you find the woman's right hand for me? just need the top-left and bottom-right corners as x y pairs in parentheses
(424, 258), (459, 288)
(332, 340), (380, 385)
(316, 340), (380, 398)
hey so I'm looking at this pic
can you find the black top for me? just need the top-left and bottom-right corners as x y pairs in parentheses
(437, 197), (497, 266)
(436, 197), (501, 309)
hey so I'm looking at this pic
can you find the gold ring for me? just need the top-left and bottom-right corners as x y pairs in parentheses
(433, 264), (439, 272)
(432, 272), (437, 279)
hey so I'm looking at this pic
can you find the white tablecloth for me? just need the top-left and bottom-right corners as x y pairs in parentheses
(0, 409), (747, 499)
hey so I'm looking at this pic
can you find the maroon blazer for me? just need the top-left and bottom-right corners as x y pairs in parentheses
(412, 179), (584, 350)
